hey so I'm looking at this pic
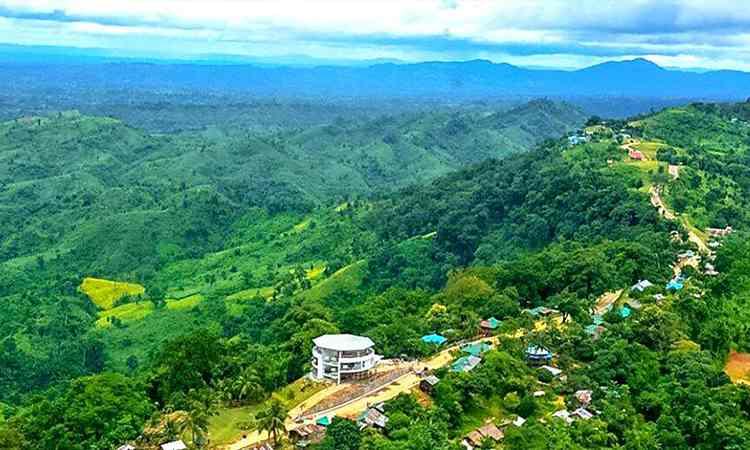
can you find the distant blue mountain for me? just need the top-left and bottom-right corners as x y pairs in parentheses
(0, 45), (748, 100)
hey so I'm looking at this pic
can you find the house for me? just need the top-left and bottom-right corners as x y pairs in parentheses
(525, 345), (552, 366)
(540, 365), (563, 377)
(572, 408), (594, 420)
(420, 375), (440, 394)
(421, 333), (448, 346)
(359, 405), (389, 430)
(553, 410), (574, 425)
(248, 445), (274, 450)
(533, 390), (546, 397)
(463, 423), (504, 449)
(631, 279), (654, 293)
(585, 324), (605, 339)
(289, 423), (326, 447)
(666, 277), (684, 291)
(706, 226), (733, 238)
(452, 355), (482, 373)
(117, 445), (136, 450)
(628, 148), (644, 160)
(575, 390), (592, 407)
(312, 334), (382, 384)
(161, 441), (187, 450)
(619, 306), (632, 318)
(525, 306), (559, 318)
(479, 317), (501, 336)
(316, 416), (332, 427)
(705, 263), (719, 276)
(653, 294), (666, 301)
(567, 135), (588, 146)
(625, 299), (642, 310)
(461, 342), (492, 357)
(512, 416), (527, 427)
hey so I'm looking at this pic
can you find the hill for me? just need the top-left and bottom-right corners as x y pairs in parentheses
(2, 100), (750, 450)
(3, 58), (750, 101)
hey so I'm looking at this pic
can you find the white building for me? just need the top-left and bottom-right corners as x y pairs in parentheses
(312, 334), (381, 384)
(161, 441), (187, 450)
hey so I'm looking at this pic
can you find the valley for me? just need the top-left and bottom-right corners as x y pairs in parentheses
(2, 97), (750, 450)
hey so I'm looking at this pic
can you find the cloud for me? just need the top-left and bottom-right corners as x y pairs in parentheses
(0, 0), (749, 70)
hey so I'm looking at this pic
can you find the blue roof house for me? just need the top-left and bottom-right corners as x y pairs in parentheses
(421, 334), (447, 346)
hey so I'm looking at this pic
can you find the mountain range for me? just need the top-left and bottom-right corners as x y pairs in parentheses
(2, 49), (750, 101)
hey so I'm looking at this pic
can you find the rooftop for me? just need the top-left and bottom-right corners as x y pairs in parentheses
(313, 334), (375, 351)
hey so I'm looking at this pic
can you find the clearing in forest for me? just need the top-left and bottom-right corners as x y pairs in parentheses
(80, 277), (145, 310)
(725, 351), (750, 385)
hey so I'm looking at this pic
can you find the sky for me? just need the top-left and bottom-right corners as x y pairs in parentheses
(1, 0), (750, 70)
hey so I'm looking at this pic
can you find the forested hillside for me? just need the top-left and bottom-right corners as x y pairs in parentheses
(1, 101), (750, 450)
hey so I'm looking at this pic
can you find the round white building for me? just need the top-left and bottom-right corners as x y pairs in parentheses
(312, 334), (381, 384)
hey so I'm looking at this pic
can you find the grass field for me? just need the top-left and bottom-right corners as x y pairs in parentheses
(208, 378), (327, 446)
(80, 277), (145, 310)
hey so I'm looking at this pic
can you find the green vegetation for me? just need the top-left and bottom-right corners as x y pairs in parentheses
(2, 100), (750, 450)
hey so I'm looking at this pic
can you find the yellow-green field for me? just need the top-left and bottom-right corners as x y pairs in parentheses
(166, 294), (204, 311)
(80, 277), (145, 310)
(302, 260), (367, 302)
(634, 140), (667, 159)
(96, 301), (155, 328)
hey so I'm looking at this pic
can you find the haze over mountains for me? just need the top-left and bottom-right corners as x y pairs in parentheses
(3, 46), (749, 101)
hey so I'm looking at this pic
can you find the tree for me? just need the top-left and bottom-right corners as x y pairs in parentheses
(180, 406), (211, 448)
(233, 369), (264, 405)
(15, 373), (153, 450)
(255, 398), (287, 445)
(320, 417), (361, 450)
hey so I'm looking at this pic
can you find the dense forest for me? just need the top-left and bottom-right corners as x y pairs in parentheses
(1, 99), (749, 450)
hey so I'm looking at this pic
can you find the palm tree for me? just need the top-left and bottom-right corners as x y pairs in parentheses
(234, 370), (264, 405)
(179, 407), (210, 448)
(255, 398), (288, 445)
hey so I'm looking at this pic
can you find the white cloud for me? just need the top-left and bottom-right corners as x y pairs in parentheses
(0, 0), (749, 70)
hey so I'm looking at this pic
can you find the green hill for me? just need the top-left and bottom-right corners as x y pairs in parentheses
(3, 101), (750, 450)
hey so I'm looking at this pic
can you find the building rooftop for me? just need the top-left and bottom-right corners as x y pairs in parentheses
(161, 441), (187, 450)
(421, 333), (448, 345)
(313, 334), (374, 351)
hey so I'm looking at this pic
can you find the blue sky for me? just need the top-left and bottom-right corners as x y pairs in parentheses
(1, 0), (750, 70)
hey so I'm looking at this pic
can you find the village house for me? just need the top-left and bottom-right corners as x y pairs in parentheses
(706, 226), (733, 238)
(461, 342), (492, 357)
(524, 306), (559, 318)
(289, 424), (326, 447)
(311, 334), (381, 384)
(462, 423), (504, 449)
(452, 355), (482, 373)
(540, 365), (563, 378)
(705, 263), (720, 276)
(575, 390), (593, 407)
(630, 279), (654, 293)
(117, 445), (135, 450)
(161, 441), (187, 450)
(247, 444), (274, 450)
(628, 148), (644, 160)
(421, 333), (448, 346)
(359, 403), (389, 430)
(419, 375), (440, 394)
(572, 408), (594, 420)
(512, 416), (527, 427)
(479, 317), (500, 336)
(525, 345), (553, 366)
